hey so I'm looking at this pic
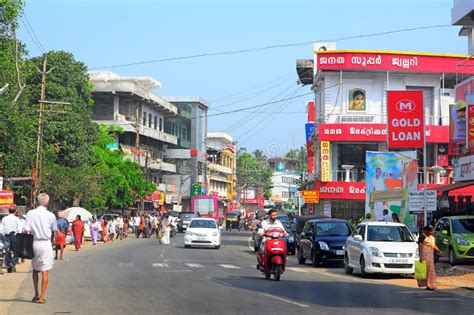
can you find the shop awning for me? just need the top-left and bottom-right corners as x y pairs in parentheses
(433, 181), (474, 193)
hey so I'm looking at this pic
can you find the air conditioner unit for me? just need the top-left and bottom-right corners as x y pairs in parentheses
(314, 42), (337, 52)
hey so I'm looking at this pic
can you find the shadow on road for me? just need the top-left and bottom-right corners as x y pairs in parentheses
(215, 275), (474, 314)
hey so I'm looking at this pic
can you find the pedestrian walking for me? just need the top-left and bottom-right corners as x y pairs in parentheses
(101, 218), (109, 243)
(152, 215), (159, 238)
(3, 206), (22, 273)
(24, 193), (57, 304)
(138, 215), (145, 238)
(161, 214), (171, 245)
(133, 214), (140, 238)
(55, 212), (69, 260)
(123, 216), (129, 238)
(116, 214), (124, 240)
(417, 225), (441, 291)
(90, 218), (99, 245)
(109, 218), (116, 241)
(71, 215), (85, 251)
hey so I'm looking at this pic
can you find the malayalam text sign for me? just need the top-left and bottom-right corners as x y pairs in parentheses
(387, 91), (424, 149)
(320, 141), (331, 182)
(301, 190), (319, 203)
(408, 190), (437, 213)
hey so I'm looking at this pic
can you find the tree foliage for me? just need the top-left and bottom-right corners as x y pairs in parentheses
(236, 151), (272, 198)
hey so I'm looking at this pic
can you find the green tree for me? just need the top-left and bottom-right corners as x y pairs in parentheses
(236, 151), (272, 199)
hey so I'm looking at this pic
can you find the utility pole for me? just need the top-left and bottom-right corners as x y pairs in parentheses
(30, 55), (70, 208)
(31, 56), (48, 208)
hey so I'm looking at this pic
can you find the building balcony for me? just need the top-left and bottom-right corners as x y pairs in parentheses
(208, 162), (232, 175)
(94, 119), (178, 145)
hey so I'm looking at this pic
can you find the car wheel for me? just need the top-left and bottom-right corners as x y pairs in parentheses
(297, 247), (306, 265)
(215, 245), (220, 249)
(449, 247), (458, 266)
(360, 256), (368, 278)
(344, 254), (353, 275)
(184, 245), (191, 248)
(311, 249), (320, 267)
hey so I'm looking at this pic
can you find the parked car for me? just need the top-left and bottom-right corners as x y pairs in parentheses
(434, 216), (474, 265)
(178, 212), (196, 232)
(344, 222), (418, 276)
(298, 219), (352, 266)
(282, 221), (297, 255)
(184, 218), (221, 249)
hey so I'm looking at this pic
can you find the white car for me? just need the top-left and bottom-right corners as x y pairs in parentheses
(344, 221), (418, 276)
(184, 218), (221, 249)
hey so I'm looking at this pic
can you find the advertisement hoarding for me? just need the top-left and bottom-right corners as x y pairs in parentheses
(305, 123), (315, 174)
(0, 191), (14, 209)
(316, 181), (366, 200)
(387, 91), (424, 149)
(467, 104), (474, 149)
(320, 141), (331, 182)
(365, 151), (417, 225)
(453, 155), (474, 182)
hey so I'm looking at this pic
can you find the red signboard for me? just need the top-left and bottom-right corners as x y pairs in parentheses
(0, 191), (14, 209)
(307, 101), (315, 123)
(316, 181), (366, 200)
(468, 104), (474, 149)
(387, 91), (424, 148)
(316, 50), (474, 74)
(190, 149), (198, 157)
(318, 124), (448, 143)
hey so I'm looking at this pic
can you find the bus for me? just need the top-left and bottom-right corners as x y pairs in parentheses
(191, 195), (222, 225)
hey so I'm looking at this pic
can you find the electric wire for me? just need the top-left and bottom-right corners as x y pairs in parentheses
(89, 24), (452, 70)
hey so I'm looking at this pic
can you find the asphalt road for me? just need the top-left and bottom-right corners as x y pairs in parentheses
(8, 231), (474, 315)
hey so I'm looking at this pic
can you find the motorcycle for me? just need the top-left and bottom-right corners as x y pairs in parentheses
(244, 219), (251, 231)
(256, 227), (287, 281)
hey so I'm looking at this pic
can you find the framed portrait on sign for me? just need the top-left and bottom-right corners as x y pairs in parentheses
(348, 88), (366, 111)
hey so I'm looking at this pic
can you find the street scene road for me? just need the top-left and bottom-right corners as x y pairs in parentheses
(7, 231), (474, 315)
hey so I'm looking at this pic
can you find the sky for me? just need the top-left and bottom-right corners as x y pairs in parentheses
(18, 0), (466, 156)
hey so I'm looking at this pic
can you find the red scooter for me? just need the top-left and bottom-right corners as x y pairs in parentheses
(256, 227), (287, 281)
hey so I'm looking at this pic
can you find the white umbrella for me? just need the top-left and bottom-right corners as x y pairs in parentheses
(60, 207), (93, 223)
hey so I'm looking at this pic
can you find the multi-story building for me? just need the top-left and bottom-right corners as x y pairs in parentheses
(161, 97), (209, 211)
(89, 71), (178, 185)
(267, 157), (301, 206)
(297, 45), (474, 220)
(206, 132), (237, 212)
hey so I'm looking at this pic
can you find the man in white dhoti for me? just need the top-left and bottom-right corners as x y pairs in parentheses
(25, 193), (57, 304)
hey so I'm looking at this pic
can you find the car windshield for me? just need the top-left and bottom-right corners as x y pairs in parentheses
(452, 219), (474, 234)
(179, 213), (195, 219)
(367, 226), (414, 242)
(189, 220), (217, 229)
(316, 222), (351, 236)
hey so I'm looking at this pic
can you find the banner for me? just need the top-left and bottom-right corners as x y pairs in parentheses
(306, 123), (315, 174)
(453, 155), (474, 182)
(307, 101), (315, 123)
(402, 160), (418, 191)
(365, 151), (416, 224)
(450, 104), (467, 143)
(0, 191), (14, 209)
(316, 181), (365, 200)
(468, 104), (474, 149)
(387, 91), (424, 149)
(320, 141), (331, 182)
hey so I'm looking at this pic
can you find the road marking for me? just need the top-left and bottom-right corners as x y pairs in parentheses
(286, 267), (309, 273)
(248, 236), (254, 251)
(258, 293), (309, 308)
(118, 262), (135, 268)
(152, 263), (169, 268)
(219, 264), (240, 269)
(160, 270), (193, 273)
(186, 263), (205, 268)
(205, 276), (233, 286)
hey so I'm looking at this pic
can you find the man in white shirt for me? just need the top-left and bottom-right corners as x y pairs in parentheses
(116, 214), (124, 240)
(258, 210), (288, 256)
(132, 214), (140, 238)
(24, 193), (57, 304)
(3, 206), (22, 273)
(380, 209), (393, 222)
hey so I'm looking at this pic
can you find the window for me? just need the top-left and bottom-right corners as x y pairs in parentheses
(159, 118), (163, 131)
(303, 222), (313, 233)
(367, 225), (414, 242)
(452, 219), (474, 234)
(148, 113), (152, 127)
(189, 220), (217, 229)
(435, 219), (445, 232)
(315, 222), (351, 236)
(154, 116), (157, 130)
(359, 225), (366, 240)
(143, 111), (147, 125)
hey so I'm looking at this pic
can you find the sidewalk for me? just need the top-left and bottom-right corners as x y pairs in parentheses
(0, 237), (126, 314)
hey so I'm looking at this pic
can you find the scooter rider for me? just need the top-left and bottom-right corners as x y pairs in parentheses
(258, 210), (288, 252)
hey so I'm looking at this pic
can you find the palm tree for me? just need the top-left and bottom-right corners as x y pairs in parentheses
(253, 149), (267, 162)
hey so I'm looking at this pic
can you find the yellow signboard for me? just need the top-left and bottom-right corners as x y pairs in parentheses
(301, 190), (320, 203)
(320, 141), (331, 182)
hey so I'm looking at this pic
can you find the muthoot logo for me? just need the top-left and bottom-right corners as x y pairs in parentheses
(396, 99), (415, 113)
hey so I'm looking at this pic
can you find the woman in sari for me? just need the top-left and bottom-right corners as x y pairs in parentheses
(418, 225), (441, 290)
(101, 218), (109, 243)
(71, 215), (85, 251)
(90, 218), (99, 245)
